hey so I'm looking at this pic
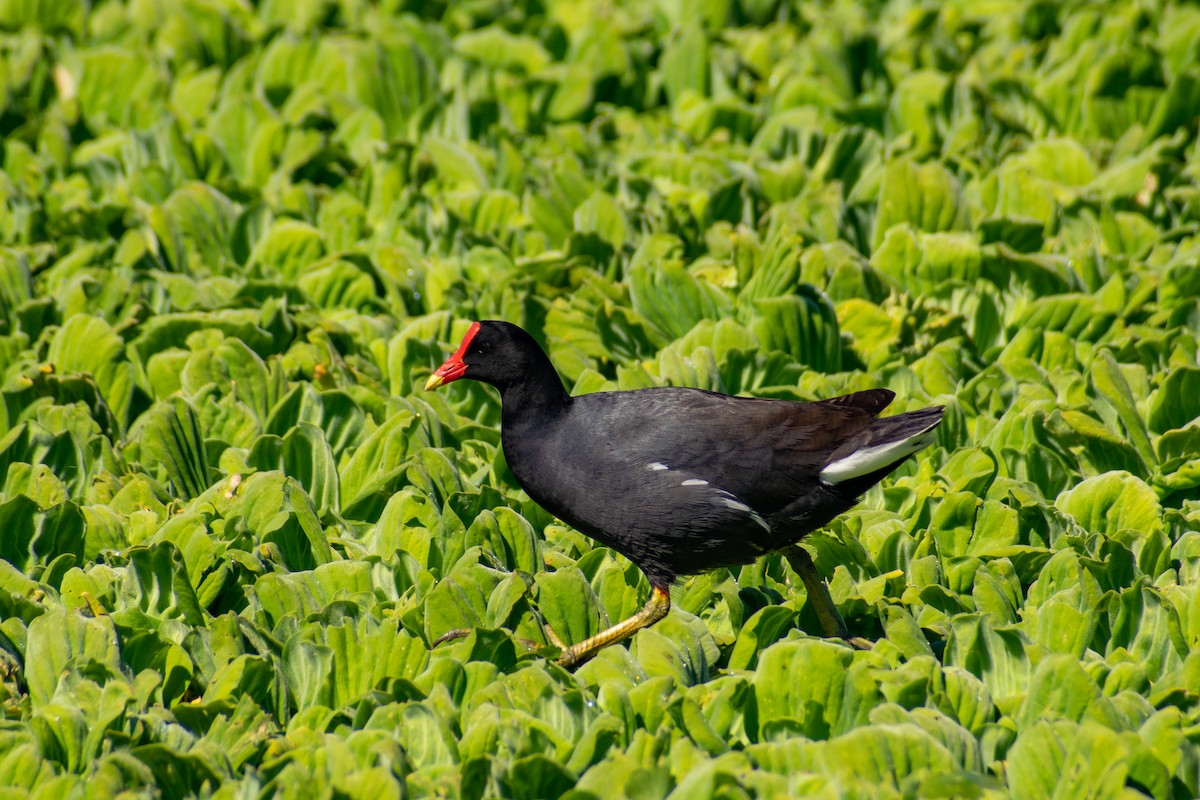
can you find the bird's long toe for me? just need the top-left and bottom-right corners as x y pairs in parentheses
(432, 628), (473, 647)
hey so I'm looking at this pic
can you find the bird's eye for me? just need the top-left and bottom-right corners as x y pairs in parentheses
(476, 341), (491, 355)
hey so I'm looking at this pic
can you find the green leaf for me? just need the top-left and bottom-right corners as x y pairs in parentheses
(747, 287), (842, 372)
(629, 262), (733, 342)
(749, 638), (861, 740)
(1006, 721), (1129, 800)
(503, 754), (578, 800)
(31, 680), (134, 775)
(573, 191), (627, 249)
(456, 27), (550, 72)
(886, 71), (950, 152)
(1016, 654), (1121, 731)
(726, 606), (797, 671)
(379, 702), (462, 768)
(871, 160), (969, 252)
(253, 561), (374, 627)
(338, 410), (422, 520)
(535, 567), (601, 649)
(1147, 366), (1200, 434)
(943, 615), (1031, 710)
(1106, 583), (1184, 682)
(126, 397), (210, 501)
(871, 227), (982, 294)
(633, 609), (721, 687)
(1056, 471), (1164, 538)
(424, 137), (488, 191)
(298, 260), (379, 311)
(464, 507), (541, 577)
(47, 314), (135, 430)
(286, 479), (335, 565)
(25, 609), (122, 707)
(748, 722), (961, 788)
(1022, 549), (1103, 657)
(181, 337), (276, 424)
(1090, 351), (1155, 470)
(282, 636), (334, 711)
(660, 22), (710, 104)
(938, 667), (995, 736)
(129, 312), (274, 375)
(423, 560), (505, 644)
(249, 219), (325, 281)
(345, 34), (438, 138)
(75, 47), (166, 129)
(837, 298), (902, 368)
(0, 496), (85, 572)
(116, 541), (205, 627)
(279, 423), (339, 518)
(130, 744), (222, 799)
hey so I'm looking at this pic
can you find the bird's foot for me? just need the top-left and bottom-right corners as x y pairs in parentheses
(430, 586), (672, 670)
(551, 585), (672, 669)
(431, 628), (472, 647)
(431, 627), (545, 654)
(428, 624), (617, 669)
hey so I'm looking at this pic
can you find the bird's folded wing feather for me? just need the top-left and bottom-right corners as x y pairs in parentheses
(573, 387), (889, 513)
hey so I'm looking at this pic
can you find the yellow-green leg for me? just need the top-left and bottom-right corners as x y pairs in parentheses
(431, 584), (672, 669)
(783, 545), (872, 650)
(555, 585), (671, 669)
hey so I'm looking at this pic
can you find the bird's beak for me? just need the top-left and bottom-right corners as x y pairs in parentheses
(424, 358), (466, 390)
(424, 321), (481, 391)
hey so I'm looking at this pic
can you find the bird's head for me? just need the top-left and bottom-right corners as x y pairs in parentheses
(424, 320), (547, 392)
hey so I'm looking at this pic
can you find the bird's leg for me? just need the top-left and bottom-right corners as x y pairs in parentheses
(555, 585), (671, 669)
(782, 545), (872, 650)
(431, 587), (672, 668)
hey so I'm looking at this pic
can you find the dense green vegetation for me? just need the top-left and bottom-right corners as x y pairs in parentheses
(0, 0), (1198, 797)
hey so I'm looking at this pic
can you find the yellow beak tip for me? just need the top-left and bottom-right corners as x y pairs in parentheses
(423, 374), (444, 391)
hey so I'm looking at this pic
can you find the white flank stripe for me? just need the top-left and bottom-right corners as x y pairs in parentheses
(729, 500), (770, 532)
(820, 427), (939, 484)
(722, 497), (752, 513)
(682, 478), (708, 486)
(715, 490), (771, 532)
(648, 462), (669, 471)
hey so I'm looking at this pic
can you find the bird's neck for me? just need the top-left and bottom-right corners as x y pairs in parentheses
(499, 363), (572, 426)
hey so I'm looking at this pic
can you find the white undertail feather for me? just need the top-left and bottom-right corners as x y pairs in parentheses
(819, 422), (940, 484)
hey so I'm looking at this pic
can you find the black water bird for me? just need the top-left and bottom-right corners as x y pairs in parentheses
(425, 320), (944, 667)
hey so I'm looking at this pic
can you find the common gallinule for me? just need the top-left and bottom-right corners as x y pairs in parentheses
(425, 320), (944, 667)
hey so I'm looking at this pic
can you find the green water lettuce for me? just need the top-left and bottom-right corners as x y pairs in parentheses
(0, 0), (1195, 797)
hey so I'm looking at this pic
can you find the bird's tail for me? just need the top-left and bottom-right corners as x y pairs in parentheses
(818, 406), (944, 490)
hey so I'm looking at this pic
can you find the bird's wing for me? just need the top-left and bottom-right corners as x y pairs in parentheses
(573, 387), (890, 514)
